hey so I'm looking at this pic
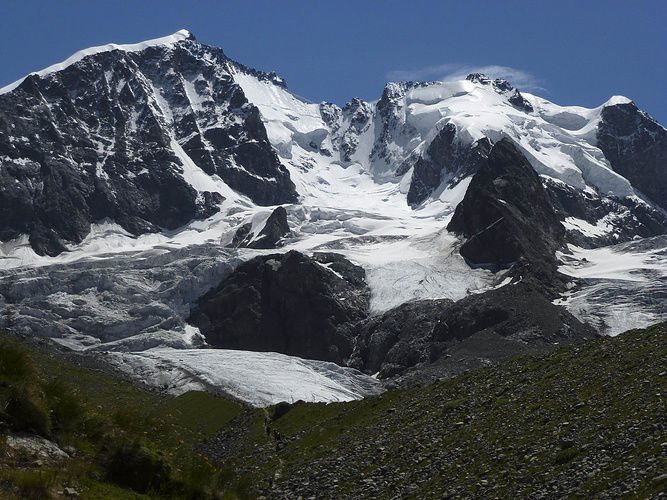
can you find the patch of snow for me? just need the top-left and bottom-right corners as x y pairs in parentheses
(562, 216), (614, 238)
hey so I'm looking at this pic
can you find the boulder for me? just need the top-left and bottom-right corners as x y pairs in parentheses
(6, 433), (70, 461)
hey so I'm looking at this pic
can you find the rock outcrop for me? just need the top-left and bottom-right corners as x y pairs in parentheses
(407, 123), (491, 206)
(447, 138), (566, 275)
(189, 251), (369, 364)
(230, 206), (290, 249)
(348, 299), (453, 378)
(466, 73), (534, 112)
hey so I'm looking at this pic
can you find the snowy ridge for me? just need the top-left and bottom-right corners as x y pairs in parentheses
(233, 70), (640, 203)
(0, 30), (192, 95)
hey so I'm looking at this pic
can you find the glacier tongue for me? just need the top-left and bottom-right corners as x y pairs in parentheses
(105, 348), (385, 407)
(556, 236), (667, 335)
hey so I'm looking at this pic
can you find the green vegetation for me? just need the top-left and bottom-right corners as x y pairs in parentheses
(0, 332), (245, 499)
(1, 322), (666, 498)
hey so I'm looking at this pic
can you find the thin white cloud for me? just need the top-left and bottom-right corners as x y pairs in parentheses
(386, 64), (547, 94)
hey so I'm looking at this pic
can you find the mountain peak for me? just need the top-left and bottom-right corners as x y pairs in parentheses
(175, 28), (196, 41)
(602, 95), (633, 108)
(0, 30), (195, 95)
(465, 72), (533, 112)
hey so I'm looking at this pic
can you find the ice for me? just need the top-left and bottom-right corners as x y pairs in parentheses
(555, 237), (667, 335)
(106, 348), (384, 407)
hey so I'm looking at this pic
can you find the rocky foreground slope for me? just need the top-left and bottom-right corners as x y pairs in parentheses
(198, 321), (667, 499)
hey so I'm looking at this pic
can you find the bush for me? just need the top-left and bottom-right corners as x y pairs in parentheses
(554, 447), (579, 464)
(175, 455), (218, 497)
(42, 377), (86, 433)
(0, 339), (36, 381)
(0, 385), (50, 437)
(1, 468), (57, 499)
(103, 439), (172, 493)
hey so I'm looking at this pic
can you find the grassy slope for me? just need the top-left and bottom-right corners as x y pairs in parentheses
(0, 332), (245, 499)
(1, 322), (666, 499)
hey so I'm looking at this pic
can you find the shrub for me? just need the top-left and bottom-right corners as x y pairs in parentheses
(0, 339), (36, 381)
(0, 385), (50, 437)
(1, 468), (57, 499)
(42, 377), (86, 433)
(554, 447), (579, 464)
(103, 439), (172, 493)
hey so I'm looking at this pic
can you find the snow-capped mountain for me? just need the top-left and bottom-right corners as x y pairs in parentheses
(2, 30), (666, 256)
(1, 31), (666, 405)
(235, 67), (667, 246)
(0, 30), (296, 256)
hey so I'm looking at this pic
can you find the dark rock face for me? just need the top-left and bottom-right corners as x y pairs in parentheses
(407, 123), (491, 206)
(348, 281), (595, 385)
(348, 299), (453, 379)
(434, 282), (594, 345)
(596, 102), (667, 210)
(339, 98), (374, 162)
(231, 206), (290, 249)
(189, 251), (369, 364)
(447, 138), (566, 271)
(391, 282), (596, 388)
(371, 81), (421, 173)
(0, 35), (297, 255)
(544, 178), (667, 248)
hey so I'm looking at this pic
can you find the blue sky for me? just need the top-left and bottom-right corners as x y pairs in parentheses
(2, 1), (666, 125)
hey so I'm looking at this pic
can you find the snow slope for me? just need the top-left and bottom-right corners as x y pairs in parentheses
(0, 30), (193, 95)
